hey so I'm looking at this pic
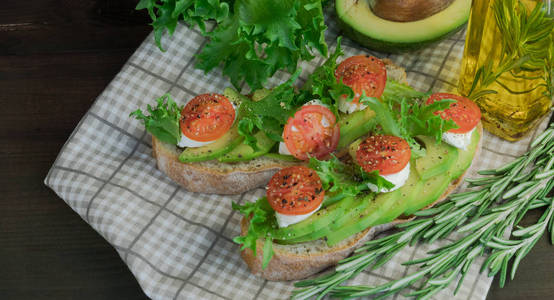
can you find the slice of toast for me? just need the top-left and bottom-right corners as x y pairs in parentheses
(240, 123), (483, 281)
(151, 60), (407, 194)
(152, 137), (299, 194)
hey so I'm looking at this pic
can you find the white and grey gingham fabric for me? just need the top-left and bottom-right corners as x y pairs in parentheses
(45, 5), (553, 300)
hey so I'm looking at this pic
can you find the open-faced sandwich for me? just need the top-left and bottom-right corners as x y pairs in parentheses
(231, 52), (483, 280)
(130, 39), (415, 194)
(130, 36), (483, 280)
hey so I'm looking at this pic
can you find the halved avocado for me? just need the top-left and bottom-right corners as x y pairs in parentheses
(335, 0), (470, 53)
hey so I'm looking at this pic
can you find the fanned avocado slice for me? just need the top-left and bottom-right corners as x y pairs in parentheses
(335, 0), (470, 53)
(415, 136), (458, 181)
(218, 130), (275, 163)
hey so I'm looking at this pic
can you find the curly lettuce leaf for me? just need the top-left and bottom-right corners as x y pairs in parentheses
(237, 69), (301, 150)
(261, 236), (274, 270)
(136, 0), (232, 50)
(129, 94), (181, 144)
(379, 79), (427, 102)
(138, 0), (327, 91)
(232, 197), (274, 268)
(308, 155), (394, 197)
(300, 37), (354, 115)
(361, 96), (403, 138)
(361, 87), (458, 158)
(406, 98), (460, 143)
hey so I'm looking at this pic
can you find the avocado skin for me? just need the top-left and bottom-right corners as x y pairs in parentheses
(337, 16), (466, 54)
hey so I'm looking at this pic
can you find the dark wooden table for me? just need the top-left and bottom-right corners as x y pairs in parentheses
(0, 1), (551, 299)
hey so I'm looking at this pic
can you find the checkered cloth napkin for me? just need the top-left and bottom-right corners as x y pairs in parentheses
(45, 5), (552, 300)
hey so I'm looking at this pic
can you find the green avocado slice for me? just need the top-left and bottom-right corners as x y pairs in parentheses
(178, 126), (244, 162)
(449, 128), (480, 179)
(275, 195), (367, 244)
(415, 136), (458, 181)
(262, 153), (300, 162)
(335, 0), (470, 53)
(325, 191), (396, 246)
(337, 107), (377, 151)
(403, 129), (480, 215)
(269, 196), (355, 241)
(403, 172), (451, 216)
(217, 130), (275, 163)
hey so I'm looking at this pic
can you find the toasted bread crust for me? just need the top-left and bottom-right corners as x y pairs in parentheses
(152, 137), (298, 194)
(240, 123), (483, 281)
(240, 218), (404, 281)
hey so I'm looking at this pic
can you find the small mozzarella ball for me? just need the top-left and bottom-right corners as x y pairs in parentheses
(275, 203), (322, 228)
(304, 99), (327, 107)
(278, 142), (292, 155)
(230, 101), (238, 122)
(177, 134), (216, 148)
(442, 128), (475, 150)
(367, 162), (411, 193)
(320, 115), (331, 128)
(338, 97), (367, 114)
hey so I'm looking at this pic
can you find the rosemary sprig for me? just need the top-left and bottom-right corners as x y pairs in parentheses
(483, 197), (554, 287)
(467, 0), (553, 100)
(292, 124), (554, 300)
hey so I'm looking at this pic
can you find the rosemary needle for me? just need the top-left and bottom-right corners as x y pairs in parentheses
(292, 123), (554, 300)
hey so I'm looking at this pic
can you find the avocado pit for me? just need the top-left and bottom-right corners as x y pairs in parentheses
(369, 0), (455, 22)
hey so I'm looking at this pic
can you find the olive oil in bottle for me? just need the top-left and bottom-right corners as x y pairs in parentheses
(458, 0), (553, 141)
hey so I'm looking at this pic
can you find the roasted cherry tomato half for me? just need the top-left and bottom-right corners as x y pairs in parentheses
(267, 166), (324, 215)
(426, 93), (481, 134)
(335, 55), (387, 104)
(283, 104), (340, 160)
(180, 93), (235, 142)
(356, 135), (411, 175)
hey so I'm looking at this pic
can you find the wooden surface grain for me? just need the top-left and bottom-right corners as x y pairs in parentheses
(0, 1), (551, 299)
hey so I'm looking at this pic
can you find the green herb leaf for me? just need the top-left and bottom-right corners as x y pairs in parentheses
(262, 236), (274, 270)
(237, 69), (301, 148)
(129, 94), (181, 145)
(361, 88), (457, 158)
(136, 0), (231, 50)
(407, 97), (459, 143)
(138, 0), (327, 91)
(361, 96), (402, 137)
(308, 155), (394, 196)
(232, 197), (274, 256)
(301, 37), (354, 114)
